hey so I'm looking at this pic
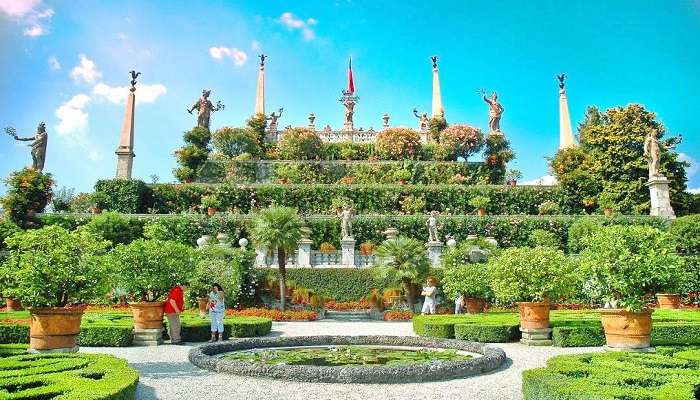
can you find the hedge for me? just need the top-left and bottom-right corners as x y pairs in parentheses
(0, 345), (139, 400)
(260, 141), (440, 161)
(94, 179), (150, 214)
(522, 350), (700, 400)
(454, 323), (521, 343)
(203, 159), (492, 185)
(165, 315), (272, 341)
(38, 213), (665, 252)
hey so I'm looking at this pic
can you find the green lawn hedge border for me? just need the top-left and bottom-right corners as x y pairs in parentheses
(166, 315), (272, 341)
(522, 350), (700, 400)
(0, 344), (138, 400)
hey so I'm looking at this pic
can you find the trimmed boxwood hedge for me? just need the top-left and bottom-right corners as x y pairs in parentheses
(522, 350), (700, 400)
(94, 179), (150, 214)
(0, 344), (139, 400)
(166, 315), (272, 341)
(455, 323), (521, 343)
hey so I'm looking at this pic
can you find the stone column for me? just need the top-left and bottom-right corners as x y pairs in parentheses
(647, 175), (676, 219)
(431, 65), (444, 118)
(255, 61), (265, 116)
(115, 87), (135, 179)
(255, 247), (268, 267)
(341, 239), (356, 266)
(297, 238), (312, 267)
(426, 241), (443, 267)
(559, 86), (575, 149)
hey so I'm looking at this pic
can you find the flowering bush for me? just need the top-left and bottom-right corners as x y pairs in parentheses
(226, 307), (317, 321)
(384, 310), (413, 321)
(325, 300), (369, 311)
(1, 168), (53, 226)
(437, 125), (485, 161)
(277, 128), (322, 160)
(188, 246), (256, 308)
(538, 200), (561, 215)
(375, 128), (422, 160)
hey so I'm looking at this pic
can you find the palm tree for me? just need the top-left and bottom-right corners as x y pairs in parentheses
(249, 206), (302, 310)
(373, 236), (430, 309)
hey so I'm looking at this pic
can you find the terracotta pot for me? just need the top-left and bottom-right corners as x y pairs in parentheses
(207, 207), (216, 216)
(600, 308), (652, 349)
(603, 208), (613, 217)
(197, 297), (209, 316)
(90, 207), (101, 214)
(477, 208), (487, 217)
(518, 301), (551, 329)
(656, 293), (681, 309)
(29, 306), (85, 351)
(5, 297), (22, 311)
(464, 298), (486, 314)
(130, 301), (165, 329)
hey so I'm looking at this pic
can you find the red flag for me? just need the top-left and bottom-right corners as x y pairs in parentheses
(347, 56), (355, 94)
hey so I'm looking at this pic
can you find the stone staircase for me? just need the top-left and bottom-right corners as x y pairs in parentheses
(324, 310), (371, 321)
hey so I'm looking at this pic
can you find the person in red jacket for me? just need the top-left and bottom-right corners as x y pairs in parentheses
(164, 282), (186, 344)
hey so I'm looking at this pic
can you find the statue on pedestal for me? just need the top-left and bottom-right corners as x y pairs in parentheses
(557, 74), (566, 90)
(187, 90), (224, 130)
(426, 211), (442, 242)
(267, 108), (283, 132)
(6, 122), (48, 171)
(413, 109), (429, 131)
(644, 129), (662, 178)
(431, 55), (438, 69)
(479, 89), (504, 133)
(339, 204), (354, 240)
(342, 97), (355, 129)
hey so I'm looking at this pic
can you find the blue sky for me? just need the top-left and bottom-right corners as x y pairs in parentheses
(1, 0), (699, 194)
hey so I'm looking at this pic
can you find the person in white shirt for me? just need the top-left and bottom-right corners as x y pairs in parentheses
(455, 294), (465, 314)
(421, 278), (438, 315)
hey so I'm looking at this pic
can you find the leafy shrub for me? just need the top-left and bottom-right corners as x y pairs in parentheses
(0, 219), (20, 251)
(246, 113), (268, 145)
(483, 135), (514, 184)
(442, 263), (491, 300)
(174, 127), (211, 182)
(527, 229), (560, 248)
(488, 247), (575, 303)
(375, 128), (422, 160)
(277, 128), (322, 160)
(94, 179), (149, 213)
(567, 218), (603, 254)
(597, 190), (621, 211)
(188, 246), (256, 308)
(399, 195), (426, 214)
(142, 217), (201, 246)
(51, 186), (75, 212)
(105, 239), (195, 302)
(212, 126), (261, 158)
(0, 226), (110, 307)
(668, 215), (700, 255)
(0, 167), (53, 226)
(437, 125), (485, 161)
(537, 200), (560, 215)
(83, 211), (143, 246)
(455, 323), (520, 342)
(467, 195), (490, 210)
(580, 225), (688, 311)
(69, 192), (93, 213)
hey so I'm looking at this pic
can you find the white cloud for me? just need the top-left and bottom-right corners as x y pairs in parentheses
(70, 54), (102, 83)
(0, 0), (41, 17)
(55, 94), (91, 136)
(278, 12), (317, 41)
(679, 153), (698, 178)
(92, 82), (167, 104)
(48, 56), (60, 70)
(688, 187), (700, 194)
(251, 40), (261, 50)
(23, 24), (44, 36)
(1, 0), (53, 37)
(209, 46), (248, 67)
(522, 175), (558, 186)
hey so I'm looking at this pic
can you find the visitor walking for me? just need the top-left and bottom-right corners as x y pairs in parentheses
(421, 278), (437, 315)
(455, 293), (465, 314)
(164, 282), (185, 345)
(209, 283), (226, 342)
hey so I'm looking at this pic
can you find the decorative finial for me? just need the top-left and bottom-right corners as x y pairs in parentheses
(431, 55), (438, 69)
(259, 54), (266, 68)
(129, 70), (141, 92)
(557, 73), (566, 89)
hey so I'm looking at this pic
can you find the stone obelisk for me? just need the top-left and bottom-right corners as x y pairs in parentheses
(115, 71), (139, 179)
(255, 54), (266, 116)
(431, 56), (444, 118)
(557, 74), (575, 149)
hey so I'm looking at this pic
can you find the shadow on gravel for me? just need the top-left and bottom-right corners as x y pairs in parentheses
(136, 383), (158, 400)
(131, 361), (210, 379)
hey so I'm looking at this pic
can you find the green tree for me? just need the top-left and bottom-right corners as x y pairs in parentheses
(246, 113), (268, 146)
(551, 104), (687, 214)
(372, 237), (430, 307)
(1, 168), (54, 227)
(249, 206), (303, 310)
(174, 127), (211, 182)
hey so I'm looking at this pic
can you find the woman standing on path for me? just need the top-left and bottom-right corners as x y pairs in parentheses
(209, 283), (226, 342)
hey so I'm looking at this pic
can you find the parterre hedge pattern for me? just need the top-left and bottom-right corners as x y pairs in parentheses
(522, 350), (700, 400)
(0, 344), (139, 400)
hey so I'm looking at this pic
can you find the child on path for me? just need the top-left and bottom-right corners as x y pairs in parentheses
(208, 283), (225, 342)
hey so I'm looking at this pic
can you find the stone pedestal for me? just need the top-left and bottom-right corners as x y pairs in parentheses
(115, 90), (136, 179)
(255, 248), (268, 267)
(647, 175), (675, 219)
(133, 328), (163, 346)
(519, 328), (552, 346)
(297, 239), (312, 267)
(426, 241), (443, 267)
(383, 227), (398, 241)
(341, 239), (356, 266)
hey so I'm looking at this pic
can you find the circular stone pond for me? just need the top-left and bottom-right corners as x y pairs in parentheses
(188, 335), (506, 383)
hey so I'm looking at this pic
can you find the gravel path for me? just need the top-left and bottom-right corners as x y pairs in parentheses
(82, 320), (603, 400)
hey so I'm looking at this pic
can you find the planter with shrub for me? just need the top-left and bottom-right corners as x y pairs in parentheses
(468, 195), (490, 216)
(442, 262), (491, 314)
(579, 225), (687, 349)
(0, 226), (110, 351)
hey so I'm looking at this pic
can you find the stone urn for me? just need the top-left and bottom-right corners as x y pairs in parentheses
(383, 227), (399, 241)
(5, 297), (23, 311)
(656, 293), (681, 309)
(518, 301), (551, 329)
(216, 232), (230, 246)
(196, 235), (211, 249)
(130, 301), (165, 330)
(600, 308), (653, 349)
(29, 305), (86, 352)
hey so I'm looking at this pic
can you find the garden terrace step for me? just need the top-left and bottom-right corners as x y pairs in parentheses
(325, 311), (371, 321)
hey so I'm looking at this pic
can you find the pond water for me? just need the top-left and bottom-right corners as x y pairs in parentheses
(221, 345), (473, 367)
